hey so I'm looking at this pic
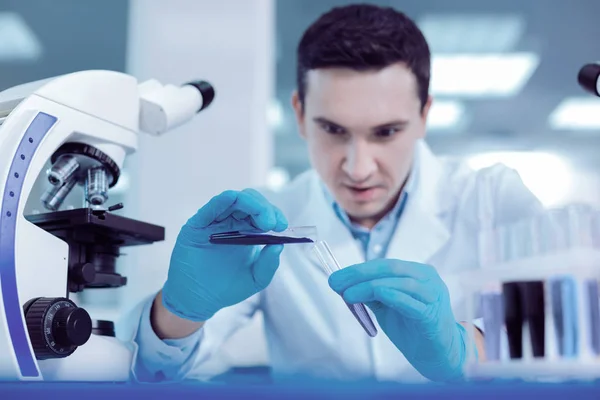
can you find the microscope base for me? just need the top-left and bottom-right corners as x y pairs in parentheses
(37, 334), (135, 381)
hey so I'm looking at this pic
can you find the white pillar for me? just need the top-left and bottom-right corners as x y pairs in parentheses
(111, 0), (275, 373)
(123, 0), (275, 303)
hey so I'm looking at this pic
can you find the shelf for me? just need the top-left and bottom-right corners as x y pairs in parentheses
(458, 247), (600, 289)
(467, 358), (600, 381)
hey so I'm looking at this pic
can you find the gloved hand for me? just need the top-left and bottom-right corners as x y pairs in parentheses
(162, 189), (288, 322)
(328, 259), (474, 382)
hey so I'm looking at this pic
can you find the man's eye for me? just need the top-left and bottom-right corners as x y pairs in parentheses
(375, 128), (400, 138)
(321, 124), (345, 135)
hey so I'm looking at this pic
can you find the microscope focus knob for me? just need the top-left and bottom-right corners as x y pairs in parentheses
(24, 297), (93, 360)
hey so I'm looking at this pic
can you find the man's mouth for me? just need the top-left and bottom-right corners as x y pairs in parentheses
(344, 185), (382, 201)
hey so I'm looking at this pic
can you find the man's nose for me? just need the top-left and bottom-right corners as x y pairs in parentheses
(341, 141), (377, 183)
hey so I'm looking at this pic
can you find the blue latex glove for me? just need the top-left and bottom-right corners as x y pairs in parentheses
(328, 259), (473, 382)
(162, 189), (288, 322)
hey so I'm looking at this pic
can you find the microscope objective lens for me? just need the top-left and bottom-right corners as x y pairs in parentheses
(41, 177), (77, 211)
(85, 167), (109, 206)
(47, 155), (80, 186)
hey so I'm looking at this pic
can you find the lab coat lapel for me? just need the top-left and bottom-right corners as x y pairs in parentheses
(291, 141), (452, 273)
(385, 141), (452, 264)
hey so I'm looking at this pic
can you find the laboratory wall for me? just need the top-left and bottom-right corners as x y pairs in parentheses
(273, 0), (600, 209)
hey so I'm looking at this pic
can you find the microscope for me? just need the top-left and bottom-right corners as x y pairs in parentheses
(578, 62), (600, 97)
(0, 70), (214, 381)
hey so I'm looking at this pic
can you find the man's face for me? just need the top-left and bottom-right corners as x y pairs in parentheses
(292, 63), (432, 228)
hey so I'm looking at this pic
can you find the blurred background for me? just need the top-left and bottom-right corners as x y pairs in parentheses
(272, 0), (600, 208)
(1, 0), (599, 381)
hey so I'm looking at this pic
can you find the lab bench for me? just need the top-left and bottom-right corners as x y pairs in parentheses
(1, 373), (600, 399)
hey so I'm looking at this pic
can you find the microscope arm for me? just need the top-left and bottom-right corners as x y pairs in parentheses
(0, 77), (58, 118)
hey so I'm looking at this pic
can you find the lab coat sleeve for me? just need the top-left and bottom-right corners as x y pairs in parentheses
(492, 165), (545, 225)
(131, 291), (260, 383)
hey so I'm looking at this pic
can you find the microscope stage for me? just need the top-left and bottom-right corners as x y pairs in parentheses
(25, 208), (165, 247)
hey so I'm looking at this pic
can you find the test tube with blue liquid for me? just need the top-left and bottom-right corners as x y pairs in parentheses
(550, 276), (579, 358)
(586, 279), (600, 356)
(312, 240), (378, 338)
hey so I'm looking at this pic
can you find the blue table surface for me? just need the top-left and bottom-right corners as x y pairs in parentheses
(1, 367), (600, 399)
(1, 380), (600, 399)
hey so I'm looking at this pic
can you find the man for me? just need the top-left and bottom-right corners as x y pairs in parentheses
(131, 4), (543, 383)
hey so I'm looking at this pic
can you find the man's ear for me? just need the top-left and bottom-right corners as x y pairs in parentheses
(419, 95), (433, 138)
(291, 90), (307, 139)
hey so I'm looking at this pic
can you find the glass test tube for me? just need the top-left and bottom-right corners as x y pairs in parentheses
(312, 240), (378, 337)
(550, 276), (579, 358)
(586, 280), (600, 355)
(481, 290), (504, 361)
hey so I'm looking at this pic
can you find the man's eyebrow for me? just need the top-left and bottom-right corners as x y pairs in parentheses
(371, 120), (409, 130)
(313, 117), (347, 129)
(312, 117), (409, 130)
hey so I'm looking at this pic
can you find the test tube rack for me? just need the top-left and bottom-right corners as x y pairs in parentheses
(459, 246), (600, 381)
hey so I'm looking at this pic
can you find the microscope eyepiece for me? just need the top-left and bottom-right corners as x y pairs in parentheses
(578, 63), (600, 97)
(185, 80), (215, 112)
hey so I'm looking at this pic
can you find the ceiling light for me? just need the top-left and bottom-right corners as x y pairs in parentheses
(549, 97), (600, 130)
(427, 100), (465, 130)
(419, 14), (526, 54)
(0, 12), (42, 62)
(268, 99), (284, 129)
(430, 53), (540, 97)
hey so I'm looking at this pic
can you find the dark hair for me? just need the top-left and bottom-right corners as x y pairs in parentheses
(296, 4), (431, 111)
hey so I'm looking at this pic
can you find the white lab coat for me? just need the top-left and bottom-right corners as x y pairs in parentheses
(129, 140), (543, 383)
